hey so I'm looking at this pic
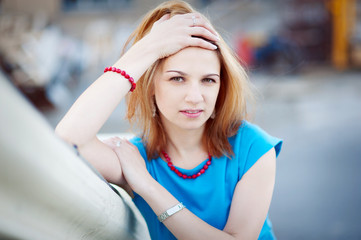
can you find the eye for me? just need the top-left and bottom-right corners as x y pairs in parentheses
(202, 78), (216, 83)
(170, 76), (184, 82)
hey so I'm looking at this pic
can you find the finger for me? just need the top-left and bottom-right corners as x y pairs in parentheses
(202, 21), (219, 38)
(155, 13), (170, 25)
(188, 26), (219, 43)
(102, 140), (112, 147)
(187, 37), (218, 50)
(124, 139), (137, 149)
(103, 137), (118, 145)
(184, 13), (219, 37)
(113, 138), (125, 148)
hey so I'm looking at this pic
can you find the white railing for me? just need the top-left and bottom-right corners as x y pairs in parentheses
(0, 76), (150, 240)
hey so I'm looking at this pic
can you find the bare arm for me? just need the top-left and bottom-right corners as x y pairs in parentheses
(55, 38), (157, 185)
(111, 139), (276, 240)
(55, 13), (219, 186)
(223, 148), (276, 239)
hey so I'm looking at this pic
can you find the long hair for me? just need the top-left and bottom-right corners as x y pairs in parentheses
(125, 0), (252, 160)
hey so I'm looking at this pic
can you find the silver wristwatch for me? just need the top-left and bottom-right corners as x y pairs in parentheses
(157, 202), (186, 222)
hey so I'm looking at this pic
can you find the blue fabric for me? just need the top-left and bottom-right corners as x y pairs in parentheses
(130, 121), (283, 240)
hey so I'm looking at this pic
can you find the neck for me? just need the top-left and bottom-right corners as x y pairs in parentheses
(163, 124), (207, 164)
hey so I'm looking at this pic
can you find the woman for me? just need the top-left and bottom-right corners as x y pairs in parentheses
(55, 1), (282, 239)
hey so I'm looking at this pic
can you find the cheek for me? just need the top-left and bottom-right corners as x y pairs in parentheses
(154, 85), (178, 111)
(206, 87), (220, 105)
(153, 80), (164, 105)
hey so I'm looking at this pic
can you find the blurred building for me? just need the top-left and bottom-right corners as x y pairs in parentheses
(0, 0), (360, 111)
(0, 0), (208, 110)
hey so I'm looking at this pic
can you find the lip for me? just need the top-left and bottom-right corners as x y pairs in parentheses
(180, 109), (203, 118)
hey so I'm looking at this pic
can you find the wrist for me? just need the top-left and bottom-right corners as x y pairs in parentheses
(138, 34), (161, 61)
(103, 67), (136, 92)
(134, 175), (158, 197)
(135, 176), (180, 216)
(113, 36), (159, 81)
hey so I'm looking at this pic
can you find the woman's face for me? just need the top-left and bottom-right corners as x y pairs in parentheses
(154, 47), (221, 132)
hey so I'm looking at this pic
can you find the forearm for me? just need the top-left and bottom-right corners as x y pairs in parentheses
(139, 179), (236, 240)
(55, 37), (157, 145)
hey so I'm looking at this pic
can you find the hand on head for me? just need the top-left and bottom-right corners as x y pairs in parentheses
(146, 12), (220, 59)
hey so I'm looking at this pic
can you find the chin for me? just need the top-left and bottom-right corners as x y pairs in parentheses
(177, 121), (207, 131)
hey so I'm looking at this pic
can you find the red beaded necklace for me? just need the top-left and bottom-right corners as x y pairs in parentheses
(161, 151), (212, 179)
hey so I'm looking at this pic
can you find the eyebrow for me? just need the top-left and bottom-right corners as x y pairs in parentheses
(166, 70), (220, 78)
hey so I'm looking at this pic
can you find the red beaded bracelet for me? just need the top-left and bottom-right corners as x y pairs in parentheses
(104, 67), (136, 92)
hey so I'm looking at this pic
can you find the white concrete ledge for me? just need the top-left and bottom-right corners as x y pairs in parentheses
(0, 75), (150, 240)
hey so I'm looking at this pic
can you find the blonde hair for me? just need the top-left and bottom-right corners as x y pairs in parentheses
(125, 0), (252, 159)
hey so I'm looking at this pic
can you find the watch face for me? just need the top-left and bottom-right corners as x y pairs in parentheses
(158, 212), (169, 222)
(157, 203), (185, 222)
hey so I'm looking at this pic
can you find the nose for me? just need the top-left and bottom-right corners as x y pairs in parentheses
(184, 81), (203, 104)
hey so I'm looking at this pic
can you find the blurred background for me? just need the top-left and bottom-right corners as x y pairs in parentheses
(0, 0), (360, 239)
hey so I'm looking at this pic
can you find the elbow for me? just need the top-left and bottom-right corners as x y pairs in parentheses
(54, 124), (62, 137)
(55, 124), (66, 139)
(55, 124), (75, 145)
(55, 124), (93, 148)
(224, 230), (259, 240)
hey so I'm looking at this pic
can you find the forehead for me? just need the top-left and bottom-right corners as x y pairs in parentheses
(160, 47), (220, 73)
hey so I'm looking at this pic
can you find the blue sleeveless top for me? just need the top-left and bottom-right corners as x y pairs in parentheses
(130, 121), (283, 240)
